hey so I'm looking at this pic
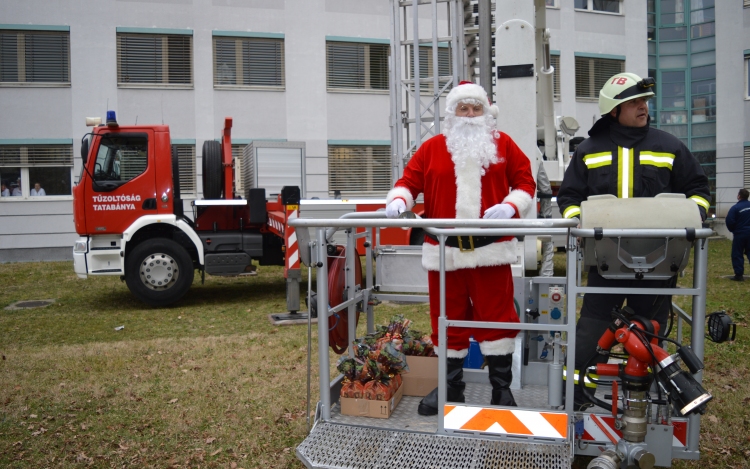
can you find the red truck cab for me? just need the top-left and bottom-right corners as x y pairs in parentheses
(73, 113), (297, 307)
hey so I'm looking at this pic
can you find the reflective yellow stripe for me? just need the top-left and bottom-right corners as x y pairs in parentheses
(583, 152), (612, 169)
(563, 205), (581, 219)
(639, 151), (675, 170)
(690, 195), (710, 210)
(617, 147), (633, 199)
(562, 367), (598, 388)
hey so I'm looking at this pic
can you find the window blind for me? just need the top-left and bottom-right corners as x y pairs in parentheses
(213, 37), (284, 87)
(745, 146), (750, 189)
(409, 46), (452, 93)
(117, 34), (192, 85)
(174, 144), (196, 197)
(232, 144), (246, 194)
(328, 145), (392, 196)
(0, 145), (73, 167)
(0, 31), (70, 83)
(551, 54), (561, 99)
(575, 56), (624, 99)
(326, 42), (389, 91)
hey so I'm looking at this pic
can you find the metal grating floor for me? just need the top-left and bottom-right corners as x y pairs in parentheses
(296, 421), (571, 469)
(297, 383), (572, 469)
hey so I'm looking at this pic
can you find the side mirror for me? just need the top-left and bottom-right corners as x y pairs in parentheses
(80, 137), (89, 165)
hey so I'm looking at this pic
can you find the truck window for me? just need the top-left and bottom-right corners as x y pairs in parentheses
(93, 134), (148, 187)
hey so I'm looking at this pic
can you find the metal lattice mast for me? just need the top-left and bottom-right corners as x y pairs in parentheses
(389, 0), (467, 183)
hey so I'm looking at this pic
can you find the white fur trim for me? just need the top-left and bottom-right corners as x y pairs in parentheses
(446, 83), (489, 112)
(453, 155), (482, 219)
(422, 238), (519, 271)
(488, 104), (499, 118)
(386, 186), (415, 210)
(446, 348), (469, 359)
(503, 189), (534, 218)
(479, 338), (516, 356)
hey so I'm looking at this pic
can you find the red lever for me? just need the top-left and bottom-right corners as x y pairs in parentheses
(611, 380), (618, 418)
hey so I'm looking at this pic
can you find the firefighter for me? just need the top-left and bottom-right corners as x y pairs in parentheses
(385, 81), (536, 415)
(726, 188), (750, 281)
(557, 72), (711, 409)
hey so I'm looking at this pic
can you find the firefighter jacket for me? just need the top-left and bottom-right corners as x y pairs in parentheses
(726, 199), (750, 236)
(557, 116), (711, 220)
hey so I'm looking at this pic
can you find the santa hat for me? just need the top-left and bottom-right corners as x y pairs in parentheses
(445, 81), (499, 118)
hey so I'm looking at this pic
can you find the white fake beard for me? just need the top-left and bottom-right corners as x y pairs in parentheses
(443, 114), (499, 174)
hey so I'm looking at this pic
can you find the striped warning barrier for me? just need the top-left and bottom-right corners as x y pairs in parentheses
(580, 415), (688, 448)
(444, 405), (568, 439)
(285, 207), (300, 272)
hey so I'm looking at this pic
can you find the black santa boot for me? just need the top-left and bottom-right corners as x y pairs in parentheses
(486, 354), (517, 406)
(417, 357), (466, 416)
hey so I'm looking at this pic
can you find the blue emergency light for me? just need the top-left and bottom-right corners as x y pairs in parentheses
(106, 110), (118, 127)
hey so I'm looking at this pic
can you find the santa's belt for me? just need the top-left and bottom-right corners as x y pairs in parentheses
(425, 233), (502, 252)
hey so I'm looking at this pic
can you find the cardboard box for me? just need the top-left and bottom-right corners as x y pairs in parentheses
(402, 356), (438, 397)
(340, 382), (403, 419)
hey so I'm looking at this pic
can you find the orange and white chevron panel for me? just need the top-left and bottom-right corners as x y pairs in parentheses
(444, 405), (568, 439)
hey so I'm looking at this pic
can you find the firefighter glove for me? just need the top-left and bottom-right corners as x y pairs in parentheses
(386, 198), (406, 218)
(483, 203), (515, 219)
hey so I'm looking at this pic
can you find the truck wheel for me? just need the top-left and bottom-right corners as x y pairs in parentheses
(202, 140), (223, 199)
(125, 238), (194, 307)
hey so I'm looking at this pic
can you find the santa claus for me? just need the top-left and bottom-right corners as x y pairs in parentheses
(385, 81), (536, 415)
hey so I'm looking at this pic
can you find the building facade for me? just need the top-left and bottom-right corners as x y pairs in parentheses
(0, 0), (746, 262)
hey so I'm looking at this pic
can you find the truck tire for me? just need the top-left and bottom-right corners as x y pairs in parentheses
(202, 140), (223, 199)
(125, 238), (194, 307)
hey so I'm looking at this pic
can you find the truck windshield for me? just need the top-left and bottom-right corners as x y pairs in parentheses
(93, 134), (148, 186)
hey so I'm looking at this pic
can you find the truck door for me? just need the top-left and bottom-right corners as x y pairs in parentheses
(83, 131), (156, 234)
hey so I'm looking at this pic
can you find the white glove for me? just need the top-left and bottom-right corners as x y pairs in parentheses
(483, 203), (515, 219)
(385, 198), (406, 219)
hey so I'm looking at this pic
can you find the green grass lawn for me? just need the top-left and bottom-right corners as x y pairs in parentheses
(0, 238), (748, 468)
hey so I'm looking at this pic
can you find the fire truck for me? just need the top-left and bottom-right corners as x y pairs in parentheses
(72, 114), (307, 308)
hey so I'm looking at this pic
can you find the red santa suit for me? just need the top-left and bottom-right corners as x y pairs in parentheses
(386, 132), (535, 358)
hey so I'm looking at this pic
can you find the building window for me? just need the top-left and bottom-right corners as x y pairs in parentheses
(745, 0), (750, 9)
(0, 29), (70, 84)
(745, 55), (750, 99)
(545, 0), (558, 7)
(174, 144), (196, 198)
(745, 146), (750, 189)
(213, 36), (284, 89)
(328, 144), (391, 197)
(117, 32), (192, 87)
(551, 54), (561, 100)
(574, 56), (624, 100)
(409, 45), (452, 94)
(0, 144), (73, 198)
(574, 0), (621, 14)
(326, 41), (389, 91)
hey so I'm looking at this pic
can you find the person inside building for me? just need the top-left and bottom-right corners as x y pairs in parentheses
(1, 181), (8, 197)
(384, 81), (536, 415)
(30, 182), (46, 196)
(10, 182), (22, 196)
(557, 72), (711, 410)
(726, 188), (750, 281)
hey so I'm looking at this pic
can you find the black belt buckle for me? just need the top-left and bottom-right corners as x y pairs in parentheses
(457, 235), (474, 252)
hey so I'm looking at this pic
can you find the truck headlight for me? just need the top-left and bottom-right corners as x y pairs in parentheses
(74, 240), (88, 253)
